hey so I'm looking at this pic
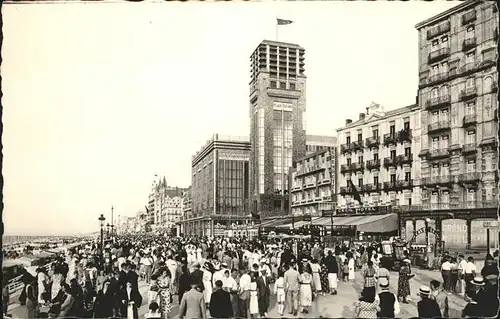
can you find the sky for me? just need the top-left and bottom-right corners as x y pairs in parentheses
(2, 0), (460, 236)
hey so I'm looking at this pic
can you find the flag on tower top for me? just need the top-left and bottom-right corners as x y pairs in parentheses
(277, 18), (294, 25)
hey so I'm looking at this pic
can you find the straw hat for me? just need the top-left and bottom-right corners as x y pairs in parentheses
(402, 259), (411, 264)
(379, 281), (389, 289)
(471, 277), (485, 286)
(419, 285), (431, 296)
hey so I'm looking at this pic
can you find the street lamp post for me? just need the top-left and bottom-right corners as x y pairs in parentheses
(106, 223), (110, 238)
(110, 224), (115, 238)
(98, 214), (106, 255)
(425, 217), (431, 253)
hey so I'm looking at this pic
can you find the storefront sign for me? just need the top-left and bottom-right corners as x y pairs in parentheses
(410, 226), (438, 242)
(273, 102), (293, 111)
(337, 206), (390, 215)
(483, 221), (500, 228)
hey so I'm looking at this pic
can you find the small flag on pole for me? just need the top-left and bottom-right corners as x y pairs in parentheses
(277, 18), (294, 25)
(348, 179), (363, 206)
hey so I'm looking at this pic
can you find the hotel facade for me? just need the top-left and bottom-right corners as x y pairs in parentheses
(399, 0), (499, 250)
(336, 102), (422, 209)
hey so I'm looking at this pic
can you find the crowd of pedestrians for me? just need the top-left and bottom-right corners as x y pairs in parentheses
(7, 234), (500, 319)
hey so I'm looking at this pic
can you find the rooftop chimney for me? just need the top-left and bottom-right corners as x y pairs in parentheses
(346, 119), (352, 125)
(359, 113), (366, 120)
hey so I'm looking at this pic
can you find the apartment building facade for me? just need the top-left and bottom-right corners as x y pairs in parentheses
(249, 40), (307, 221)
(289, 147), (337, 217)
(336, 102), (422, 209)
(400, 0), (498, 250)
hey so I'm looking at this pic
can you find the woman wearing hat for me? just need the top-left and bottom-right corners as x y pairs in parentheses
(397, 259), (414, 304)
(417, 285), (441, 318)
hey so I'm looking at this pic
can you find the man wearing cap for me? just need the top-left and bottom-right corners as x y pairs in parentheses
(375, 281), (400, 318)
(417, 285), (441, 319)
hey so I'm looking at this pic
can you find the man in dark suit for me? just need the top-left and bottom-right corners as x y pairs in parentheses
(179, 278), (207, 319)
(257, 268), (271, 317)
(209, 280), (233, 318)
(118, 280), (143, 319)
(127, 264), (139, 290)
(118, 263), (129, 290)
(191, 263), (205, 292)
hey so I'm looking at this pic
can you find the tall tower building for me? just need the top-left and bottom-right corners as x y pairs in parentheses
(249, 40), (307, 220)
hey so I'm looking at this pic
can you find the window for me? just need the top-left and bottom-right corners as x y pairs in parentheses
(372, 128), (379, 137)
(467, 189), (476, 204)
(431, 64), (439, 76)
(347, 158), (351, 166)
(441, 35), (448, 45)
(390, 150), (396, 159)
(432, 111), (439, 122)
(373, 153), (379, 161)
(405, 147), (411, 156)
(389, 125), (395, 135)
(466, 130), (476, 144)
(467, 159), (476, 172)
(441, 135), (449, 148)
(440, 109), (449, 121)
(432, 39), (439, 48)
(441, 163), (449, 176)
(466, 25), (475, 38)
(432, 137), (439, 150)
(390, 174), (396, 182)
(441, 62), (449, 73)
(465, 77), (475, 89)
(405, 172), (411, 181)
(466, 52), (475, 64)
(279, 81), (286, 89)
(270, 81), (277, 88)
(346, 136), (351, 144)
(358, 156), (363, 163)
(430, 87), (439, 98)
(357, 178), (363, 187)
(289, 82), (296, 90)
(431, 164), (439, 177)
(357, 133), (363, 142)
(403, 119), (410, 130)
(374, 176), (379, 185)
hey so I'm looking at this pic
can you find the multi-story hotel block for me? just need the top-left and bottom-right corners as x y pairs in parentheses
(289, 146), (337, 217)
(249, 40), (307, 221)
(399, 0), (498, 250)
(336, 102), (422, 208)
(306, 135), (337, 155)
(180, 134), (251, 236)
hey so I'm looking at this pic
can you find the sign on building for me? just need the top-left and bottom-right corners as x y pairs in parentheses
(273, 102), (293, 111)
(483, 221), (500, 228)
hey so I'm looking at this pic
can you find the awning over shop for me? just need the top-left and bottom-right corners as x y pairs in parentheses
(356, 213), (398, 233)
(310, 214), (398, 233)
(276, 217), (320, 229)
(260, 218), (294, 228)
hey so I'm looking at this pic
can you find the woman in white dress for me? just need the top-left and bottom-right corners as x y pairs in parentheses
(50, 266), (64, 300)
(299, 265), (314, 314)
(274, 270), (286, 316)
(348, 255), (356, 282)
(310, 259), (322, 295)
(37, 268), (48, 304)
(202, 264), (213, 306)
(249, 274), (259, 318)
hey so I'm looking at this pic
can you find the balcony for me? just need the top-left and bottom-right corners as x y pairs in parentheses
(428, 72), (449, 85)
(428, 47), (450, 64)
(427, 21), (450, 39)
(461, 143), (477, 155)
(296, 164), (324, 177)
(458, 172), (481, 184)
(462, 114), (477, 127)
(426, 148), (450, 160)
(340, 143), (351, 154)
(383, 133), (397, 145)
(425, 95), (451, 111)
(350, 140), (364, 151)
(422, 175), (453, 186)
(363, 183), (382, 193)
(365, 136), (380, 148)
(383, 181), (398, 191)
(340, 164), (351, 174)
(460, 87), (478, 101)
(428, 120), (451, 134)
(398, 129), (412, 143)
(366, 159), (381, 170)
(397, 180), (413, 189)
(397, 154), (413, 165)
(459, 62), (476, 75)
(461, 11), (476, 25)
(462, 38), (477, 51)
(350, 162), (364, 172)
(383, 157), (397, 168)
